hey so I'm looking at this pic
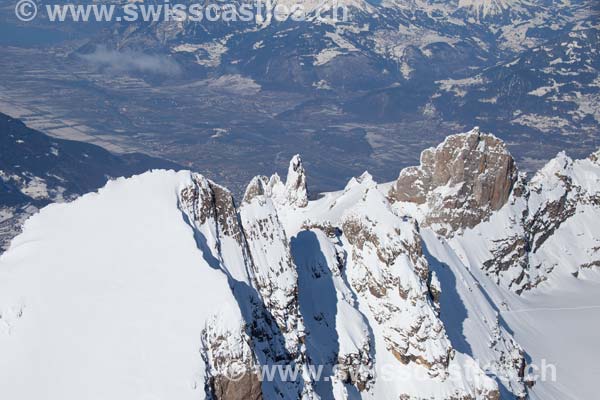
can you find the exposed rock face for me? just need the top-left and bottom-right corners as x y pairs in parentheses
(488, 314), (527, 398)
(239, 181), (303, 356)
(209, 373), (263, 400)
(526, 151), (600, 253)
(201, 314), (262, 400)
(390, 128), (518, 236)
(285, 155), (309, 208)
(242, 176), (269, 205)
(179, 173), (312, 400)
(179, 174), (245, 247)
(386, 128), (597, 292)
(395, 130), (600, 294)
(590, 149), (600, 163)
(340, 200), (452, 378)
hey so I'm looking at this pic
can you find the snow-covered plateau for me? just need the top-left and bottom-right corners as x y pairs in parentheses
(1, 128), (599, 400)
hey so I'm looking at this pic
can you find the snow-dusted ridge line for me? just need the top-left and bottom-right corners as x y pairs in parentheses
(0, 168), (498, 399)
(1, 128), (599, 400)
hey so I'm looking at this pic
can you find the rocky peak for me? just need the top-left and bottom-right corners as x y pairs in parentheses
(239, 182), (304, 357)
(285, 155), (308, 208)
(1, 163), (525, 400)
(390, 127), (518, 236)
(269, 155), (308, 208)
(180, 173), (245, 245)
(242, 175), (269, 205)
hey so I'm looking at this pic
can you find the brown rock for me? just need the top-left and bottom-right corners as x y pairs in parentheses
(210, 372), (263, 400)
(390, 128), (518, 235)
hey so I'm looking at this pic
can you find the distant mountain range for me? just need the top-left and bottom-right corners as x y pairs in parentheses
(91, 0), (594, 90)
(0, 0), (597, 196)
(75, 0), (599, 175)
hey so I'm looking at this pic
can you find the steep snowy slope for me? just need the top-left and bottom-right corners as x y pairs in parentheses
(421, 227), (600, 400)
(504, 277), (600, 400)
(0, 171), (247, 400)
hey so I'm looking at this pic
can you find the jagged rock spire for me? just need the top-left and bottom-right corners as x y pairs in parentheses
(283, 154), (308, 208)
(250, 155), (309, 208)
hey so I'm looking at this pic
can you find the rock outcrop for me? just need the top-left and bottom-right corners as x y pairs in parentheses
(390, 128), (518, 236)
(201, 314), (262, 400)
(386, 128), (600, 293)
(179, 173), (313, 400)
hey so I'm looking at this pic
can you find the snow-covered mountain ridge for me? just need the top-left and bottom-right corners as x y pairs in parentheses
(1, 128), (599, 399)
(0, 112), (181, 253)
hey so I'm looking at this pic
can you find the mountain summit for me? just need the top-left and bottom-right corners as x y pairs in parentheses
(1, 129), (599, 400)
